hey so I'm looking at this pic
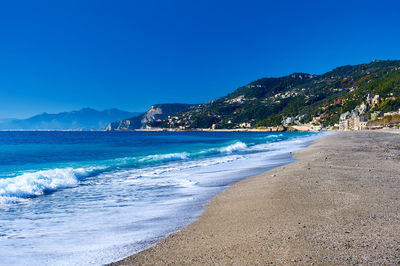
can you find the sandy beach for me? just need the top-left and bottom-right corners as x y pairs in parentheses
(113, 131), (400, 265)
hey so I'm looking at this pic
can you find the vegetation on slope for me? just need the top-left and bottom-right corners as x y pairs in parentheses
(149, 60), (400, 129)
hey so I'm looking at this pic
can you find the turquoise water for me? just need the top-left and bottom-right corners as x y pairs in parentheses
(0, 131), (322, 265)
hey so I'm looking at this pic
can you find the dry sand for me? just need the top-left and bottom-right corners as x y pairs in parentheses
(113, 131), (400, 265)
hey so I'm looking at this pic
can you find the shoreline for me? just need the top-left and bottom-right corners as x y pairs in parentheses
(1, 131), (319, 265)
(112, 131), (400, 265)
(108, 132), (325, 265)
(104, 132), (323, 265)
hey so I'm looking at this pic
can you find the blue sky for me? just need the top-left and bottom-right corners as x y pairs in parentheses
(0, 0), (399, 118)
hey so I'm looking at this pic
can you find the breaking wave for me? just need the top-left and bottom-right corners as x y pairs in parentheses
(218, 141), (247, 153)
(139, 152), (190, 163)
(0, 168), (92, 203)
(137, 141), (248, 164)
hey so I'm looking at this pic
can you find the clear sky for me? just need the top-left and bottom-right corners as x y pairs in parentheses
(0, 0), (399, 118)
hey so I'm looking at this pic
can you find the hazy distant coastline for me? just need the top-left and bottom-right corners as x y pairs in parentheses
(0, 108), (139, 131)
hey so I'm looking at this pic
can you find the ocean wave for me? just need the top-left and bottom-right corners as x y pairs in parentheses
(0, 135), (322, 204)
(125, 154), (245, 180)
(259, 133), (283, 139)
(137, 141), (248, 165)
(0, 141), (247, 203)
(0, 167), (92, 203)
(249, 132), (323, 153)
(197, 141), (248, 156)
(139, 152), (190, 163)
(217, 141), (247, 154)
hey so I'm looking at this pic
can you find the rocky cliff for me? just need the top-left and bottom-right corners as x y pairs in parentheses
(106, 103), (196, 130)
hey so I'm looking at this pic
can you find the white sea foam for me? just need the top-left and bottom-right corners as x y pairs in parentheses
(260, 133), (283, 139)
(249, 133), (323, 153)
(124, 155), (245, 180)
(218, 141), (247, 153)
(139, 152), (190, 163)
(0, 167), (91, 203)
(136, 141), (247, 165)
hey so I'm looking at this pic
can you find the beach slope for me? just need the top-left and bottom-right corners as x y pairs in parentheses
(114, 131), (400, 265)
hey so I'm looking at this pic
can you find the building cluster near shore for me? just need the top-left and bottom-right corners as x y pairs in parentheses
(337, 94), (400, 131)
(277, 93), (400, 132)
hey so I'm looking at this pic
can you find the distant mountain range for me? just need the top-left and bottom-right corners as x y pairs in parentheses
(0, 108), (140, 130)
(107, 104), (196, 130)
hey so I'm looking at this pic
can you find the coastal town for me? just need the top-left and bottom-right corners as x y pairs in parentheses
(138, 92), (400, 133)
(337, 94), (400, 131)
(287, 93), (400, 132)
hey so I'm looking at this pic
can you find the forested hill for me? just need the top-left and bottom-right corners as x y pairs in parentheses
(149, 60), (400, 129)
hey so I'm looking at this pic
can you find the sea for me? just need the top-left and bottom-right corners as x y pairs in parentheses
(0, 131), (324, 265)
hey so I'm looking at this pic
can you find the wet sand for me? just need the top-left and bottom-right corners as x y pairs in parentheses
(113, 131), (400, 265)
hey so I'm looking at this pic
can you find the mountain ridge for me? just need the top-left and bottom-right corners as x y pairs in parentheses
(147, 60), (400, 129)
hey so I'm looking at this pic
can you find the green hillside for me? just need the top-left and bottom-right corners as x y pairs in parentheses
(149, 60), (400, 129)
